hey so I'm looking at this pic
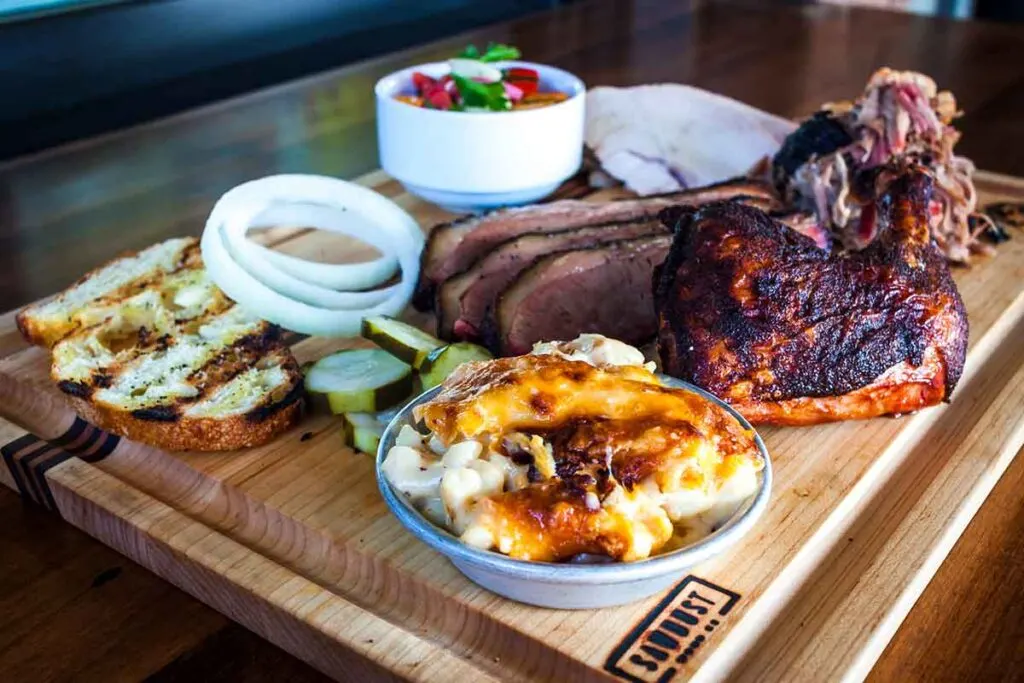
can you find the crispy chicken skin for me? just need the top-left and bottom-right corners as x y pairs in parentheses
(654, 170), (968, 426)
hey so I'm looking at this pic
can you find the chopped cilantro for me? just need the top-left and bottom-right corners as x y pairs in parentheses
(457, 43), (521, 63)
(451, 73), (510, 111)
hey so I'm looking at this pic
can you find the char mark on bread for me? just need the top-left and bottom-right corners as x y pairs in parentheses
(17, 237), (304, 451)
(132, 405), (180, 422)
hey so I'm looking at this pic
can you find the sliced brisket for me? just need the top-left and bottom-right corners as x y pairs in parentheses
(483, 235), (672, 356)
(437, 218), (667, 341)
(414, 178), (778, 311)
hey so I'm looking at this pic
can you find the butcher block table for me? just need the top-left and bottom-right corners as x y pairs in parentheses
(1, 0), (1023, 681)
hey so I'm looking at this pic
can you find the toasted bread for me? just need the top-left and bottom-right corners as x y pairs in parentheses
(17, 238), (303, 451)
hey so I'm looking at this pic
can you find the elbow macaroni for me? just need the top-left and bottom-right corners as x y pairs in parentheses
(381, 335), (761, 561)
(384, 425), (530, 536)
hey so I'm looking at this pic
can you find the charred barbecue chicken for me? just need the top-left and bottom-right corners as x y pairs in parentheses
(655, 169), (968, 426)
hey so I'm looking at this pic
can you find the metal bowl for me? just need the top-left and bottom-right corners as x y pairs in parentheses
(375, 376), (772, 609)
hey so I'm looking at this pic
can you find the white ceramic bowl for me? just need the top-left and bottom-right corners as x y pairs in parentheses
(375, 377), (772, 609)
(374, 60), (586, 213)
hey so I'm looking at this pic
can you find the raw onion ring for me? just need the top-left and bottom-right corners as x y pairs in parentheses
(201, 175), (423, 337)
(243, 201), (399, 291)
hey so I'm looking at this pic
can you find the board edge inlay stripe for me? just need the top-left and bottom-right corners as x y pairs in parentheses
(1, 418), (120, 509)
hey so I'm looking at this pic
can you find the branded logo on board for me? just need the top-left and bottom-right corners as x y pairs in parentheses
(604, 575), (740, 683)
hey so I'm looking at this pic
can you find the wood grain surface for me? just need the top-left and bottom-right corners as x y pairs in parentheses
(2, 445), (1020, 682)
(0, 0), (1022, 681)
(0, 170), (1019, 682)
(0, 489), (329, 683)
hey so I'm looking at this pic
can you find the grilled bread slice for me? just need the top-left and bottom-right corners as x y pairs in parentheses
(17, 238), (303, 451)
(18, 237), (205, 348)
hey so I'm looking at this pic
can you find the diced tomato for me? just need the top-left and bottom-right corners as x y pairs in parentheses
(410, 71), (455, 109)
(504, 67), (539, 96)
(424, 88), (454, 110)
(411, 71), (436, 95)
(505, 67), (538, 81)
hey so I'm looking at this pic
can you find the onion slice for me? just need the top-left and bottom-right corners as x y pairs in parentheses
(244, 201), (399, 291)
(448, 58), (503, 83)
(220, 211), (399, 310)
(250, 243), (397, 292)
(201, 175), (423, 337)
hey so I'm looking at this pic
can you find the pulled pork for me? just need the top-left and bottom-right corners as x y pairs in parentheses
(774, 68), (996, 263)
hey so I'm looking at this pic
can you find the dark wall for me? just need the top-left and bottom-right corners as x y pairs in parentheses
(975, 0), (1024, 22)
(0, 0), (563, 160)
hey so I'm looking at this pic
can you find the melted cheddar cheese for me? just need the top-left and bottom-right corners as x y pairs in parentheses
(385, 335), (762, 563)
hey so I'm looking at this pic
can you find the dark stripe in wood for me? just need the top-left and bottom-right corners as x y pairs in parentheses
(1, 434), (41, 502)
(11, 441), (54, 507)
(63, 420), (102, 454)
(2, 423), (116, 508)
(32, 450), (75, 511)
(80, 432), (120, 463)
(50, 417), (88, 449)
(60, 420), (102, 455)
(1, 433), (39, 457)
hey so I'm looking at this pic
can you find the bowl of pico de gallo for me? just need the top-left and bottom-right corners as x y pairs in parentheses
(375, 43), (585, 214)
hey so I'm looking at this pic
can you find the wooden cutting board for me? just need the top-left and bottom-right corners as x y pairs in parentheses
(1, 170), (1021, 683)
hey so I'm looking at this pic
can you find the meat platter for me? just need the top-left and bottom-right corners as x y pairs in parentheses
(0, 164), (1021, 682)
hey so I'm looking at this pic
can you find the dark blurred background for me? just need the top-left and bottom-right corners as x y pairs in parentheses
(0, 0), (1020, 162)
(0, 0), (570, 160)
